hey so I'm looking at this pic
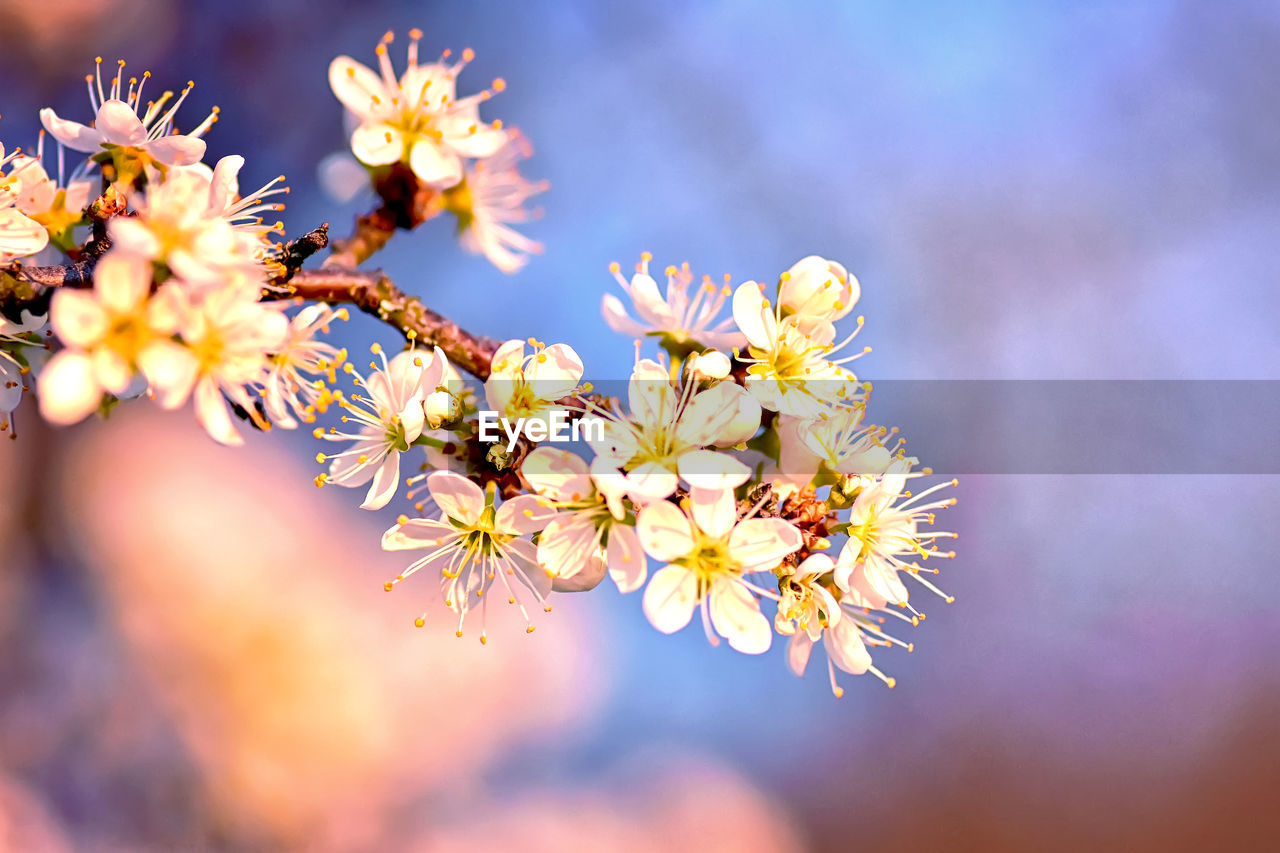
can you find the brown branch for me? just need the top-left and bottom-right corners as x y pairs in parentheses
(268, 267), (501, 378)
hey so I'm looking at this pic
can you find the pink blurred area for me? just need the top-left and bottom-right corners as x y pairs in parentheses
(0, 408), (802, 850)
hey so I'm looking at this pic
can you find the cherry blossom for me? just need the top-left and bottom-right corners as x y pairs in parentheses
(602, 253), (746, 352)
(382, 471), (557, 640)
(637, 488), (801, 654)
(40, 58), (215, 173)
(329, 30), (507, 187)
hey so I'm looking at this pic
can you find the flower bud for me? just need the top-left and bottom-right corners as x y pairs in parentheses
(778, 255), (858, 326)
(688, 350), (731, 381)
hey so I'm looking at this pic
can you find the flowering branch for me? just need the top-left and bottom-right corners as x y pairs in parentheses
(0, 31), (961, 698)
(2, 232), (504, 380)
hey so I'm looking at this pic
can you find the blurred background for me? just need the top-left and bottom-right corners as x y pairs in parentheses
(2, 0), (1279, 849)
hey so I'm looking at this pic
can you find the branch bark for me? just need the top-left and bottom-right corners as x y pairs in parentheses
(268, 268), (501, 379)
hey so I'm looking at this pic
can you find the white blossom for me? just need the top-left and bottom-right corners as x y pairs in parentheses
(590, 358), (758, 503)
(834, 461), (958, 611)
(636, 488), (801, 653)
(484, 337), (583, 424)
(0, 145), (50, 262)
(602, 254), (746, 352)
(317, 345), (447, 509)
(0, 310), (48, 432)
(262, 304), (347, 429)
(109, 156), (283, 287)
(145, 283), (290, 446)
(732, 280), (867, 418)
(329, 30), (507, 187)
(522, 447), (647, 593)
(382, 471), (557, 640)
(446, 131), (546, 273)
(37, 253), (186, 425)
(40, 58), (215, 171)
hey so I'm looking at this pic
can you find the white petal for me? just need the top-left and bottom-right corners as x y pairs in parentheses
(408, 139), (462, 187)
(625, 461), (679, 504)
(426, 470), (484, 525)
(329, 56), (392, 119)
(360, 451), (401, 510)
(350, 123), (404, 166)
(0, 208), (49, 259)
(524, 343), (583, 397)
(193, 378), (242, 446)
(50, 289), (108, 348)
(207, 154), (244, 213)
(382, 518), (456, 551)
(642, 565), (698, 634)
(37, 350), (101, 424)
(688, 487), (736, 541)
(39, 108), (103, 152)
(606, 524), (648, 593)
(94, 99), (148, 145)
(495, 493), (556, 534)
(93, 252), (150, 313)
(137, 340), (198, 409)
(521, 447), (593, 502)
(826, 618), (872, 675)
(601, 294), (649, 337)
(787, 632), (814, 676)
(675, 448), (750, 491)
(636, 499), (694, 562)
(709, 578), (772, 654)
(142, 134), (206, 166)
(628, 273), (675, 329)
(91, 347), (133, 395)
(728, 518), (802, 572)
(731, 282), (773, 348)
(446, 123), (507, 158)
(107, 218), (163, 259)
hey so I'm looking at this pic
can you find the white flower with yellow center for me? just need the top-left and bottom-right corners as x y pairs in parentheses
(316, 345), (447, 509)
(261, 304), (347, 429)
(522, 446), (647, 593)
(382, 471), (557, 641)
(40, 58), (216, 174)
(590, 358), (759, 504)
(444, 130), (546, 273)
(484, 337), (583, 424)
(36, 253), (187, 426)
(775, 553), (898, 696)
(637, 488), (801, 654)
(110, 156), (284, 287)
(732, 280), (868, 419)
(835, 460), (958, 612)
(329, 29), (508, 187)
(602, 253), (746, 353)
(147, 283), (290, 446)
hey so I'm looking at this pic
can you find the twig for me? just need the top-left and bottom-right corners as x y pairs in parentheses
(267, 267), (501, 378)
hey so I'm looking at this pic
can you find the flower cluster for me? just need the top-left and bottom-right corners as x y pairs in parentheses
(365, 253), (956, 695)
(0, 31), (958, 698)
